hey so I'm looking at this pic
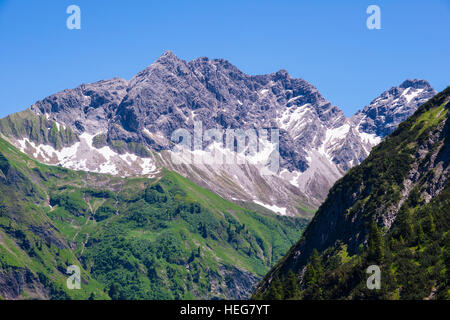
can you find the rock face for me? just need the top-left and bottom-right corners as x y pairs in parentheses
(352, 79), (436, 137)
(253, 89), (450, 299)
(0, 51), (436, 216)
(32, 78), (129, 135)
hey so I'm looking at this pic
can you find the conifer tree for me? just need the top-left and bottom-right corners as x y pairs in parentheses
(266, 276), (284, 300)
(284, 269), (301, 299)
(368, 220), (384, 263)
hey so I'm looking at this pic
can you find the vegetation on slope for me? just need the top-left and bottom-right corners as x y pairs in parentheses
(0, 109), (78, 149)
(0, 135), (307, 299)
(254, 88), (450, 300)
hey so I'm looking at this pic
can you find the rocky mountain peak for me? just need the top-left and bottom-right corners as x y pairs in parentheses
(155, 50), (181, 64)
(352, 79), (437, 137)
(399, 78), (432, 89)
(274, 69), (290, 80)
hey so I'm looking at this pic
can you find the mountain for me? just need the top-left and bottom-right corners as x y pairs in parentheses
(0, 51), (436, 217)
(352, 79), (436, 137)
(0, 135), (308, 299)
(253, 87), (450, 300)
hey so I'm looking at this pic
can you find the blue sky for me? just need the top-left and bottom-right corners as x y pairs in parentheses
(0, 0), (449, 117)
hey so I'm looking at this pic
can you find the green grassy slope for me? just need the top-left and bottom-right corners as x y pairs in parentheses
(0, 135), (307, 299)
(254, 88), (450, 300)
(0, 109), (78, 149)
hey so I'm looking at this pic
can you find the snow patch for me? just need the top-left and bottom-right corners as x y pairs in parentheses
(358, 131), (381, 145)
(279, 103), (310, 133)
(15, 132), (157, 177)
(253, 200), (287, 216)
(317, 123), (350, 160)
(402, 87), (424, 104)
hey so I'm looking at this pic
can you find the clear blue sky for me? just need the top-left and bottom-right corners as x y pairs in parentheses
(0, 0), (449, 117)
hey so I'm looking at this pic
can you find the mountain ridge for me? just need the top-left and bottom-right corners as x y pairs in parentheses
(0, 51), (436, 216)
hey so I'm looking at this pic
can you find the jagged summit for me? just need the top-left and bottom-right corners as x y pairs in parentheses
(399, 78), (432, 89)
(353, 79), (437, 136)
(155, 50), (180, 63)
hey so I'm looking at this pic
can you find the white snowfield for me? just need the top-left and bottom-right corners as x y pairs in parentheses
(15, 132), (157, 177)
(357, 129), (382, 146)
(402, 87), (424, 104)
(317, 123), (350, 160)
(279, 103), (311, 135)
(276, 102), (385, 199)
